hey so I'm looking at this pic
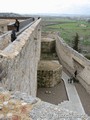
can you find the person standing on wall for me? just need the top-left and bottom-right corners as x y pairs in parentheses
(14, 19), (20, 32)
(74, 70), (77, 78)
(11, 27), (17, 42)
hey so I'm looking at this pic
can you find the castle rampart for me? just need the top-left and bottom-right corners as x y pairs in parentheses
(0, 19), (41, 97)
(0, 18), (90, 96)
(56, 35), (90, 94)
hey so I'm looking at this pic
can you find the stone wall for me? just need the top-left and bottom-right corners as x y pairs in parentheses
(0, 18), (35, 51)
(7, 18), (34, 31)
(0, 25), (7, 32)
(37, 60), (62, 87)
(56, 35), (90, 94)
(41, 37), (58, 60)
(0, 32), (11, 50)
(0, 19), (41, 97)
(41, 38), (55, 53)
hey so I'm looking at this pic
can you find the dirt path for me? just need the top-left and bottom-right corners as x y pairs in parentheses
(37, 80), (68, 105)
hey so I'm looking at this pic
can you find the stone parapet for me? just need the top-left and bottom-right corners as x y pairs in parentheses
(0, 19), (41, 97)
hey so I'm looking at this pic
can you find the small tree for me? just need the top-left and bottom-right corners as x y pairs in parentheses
(73, 33), (79, 52)
(87, 19), (90, 23)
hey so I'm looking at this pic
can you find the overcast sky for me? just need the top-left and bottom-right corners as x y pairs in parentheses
(0, 0), (90, 15)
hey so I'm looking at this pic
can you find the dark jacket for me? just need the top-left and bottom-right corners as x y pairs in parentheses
(14, 19), (20, 32)
(11, 30), (17, 42)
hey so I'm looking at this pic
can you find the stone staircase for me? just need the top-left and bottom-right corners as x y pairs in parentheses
(58, 100), (80, 113)
(30, 101), (88, 120)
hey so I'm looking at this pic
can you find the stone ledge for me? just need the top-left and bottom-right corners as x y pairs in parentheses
(42, 37), (55, 42)
(0, 87), (89, 120)
(30, 101), (88, 120)
(38, 60), (62, 71)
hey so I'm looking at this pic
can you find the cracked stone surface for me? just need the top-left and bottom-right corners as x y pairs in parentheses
(0, 87), (89, 120)
(30, 101), (88, 120)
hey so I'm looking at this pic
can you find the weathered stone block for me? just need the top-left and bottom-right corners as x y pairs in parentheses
(37, 60), (62, 87)
(41, 38), (55, 53)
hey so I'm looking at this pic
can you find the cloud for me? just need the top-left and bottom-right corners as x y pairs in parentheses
(54, 0), (90, 14)
(0, 0), (90, 14)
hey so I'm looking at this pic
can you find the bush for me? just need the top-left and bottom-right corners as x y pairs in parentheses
(73, 33), (79, 52)
(85, 55), (90, 60)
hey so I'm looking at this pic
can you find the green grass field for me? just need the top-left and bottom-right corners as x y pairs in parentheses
(42, 18), (90, 46)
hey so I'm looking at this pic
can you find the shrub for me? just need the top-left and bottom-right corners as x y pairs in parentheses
(85, 55), (90, 60)
(73, 33), (79, 52)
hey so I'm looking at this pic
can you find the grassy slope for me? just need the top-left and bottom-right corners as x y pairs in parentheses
(42, 18), (90, 46)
